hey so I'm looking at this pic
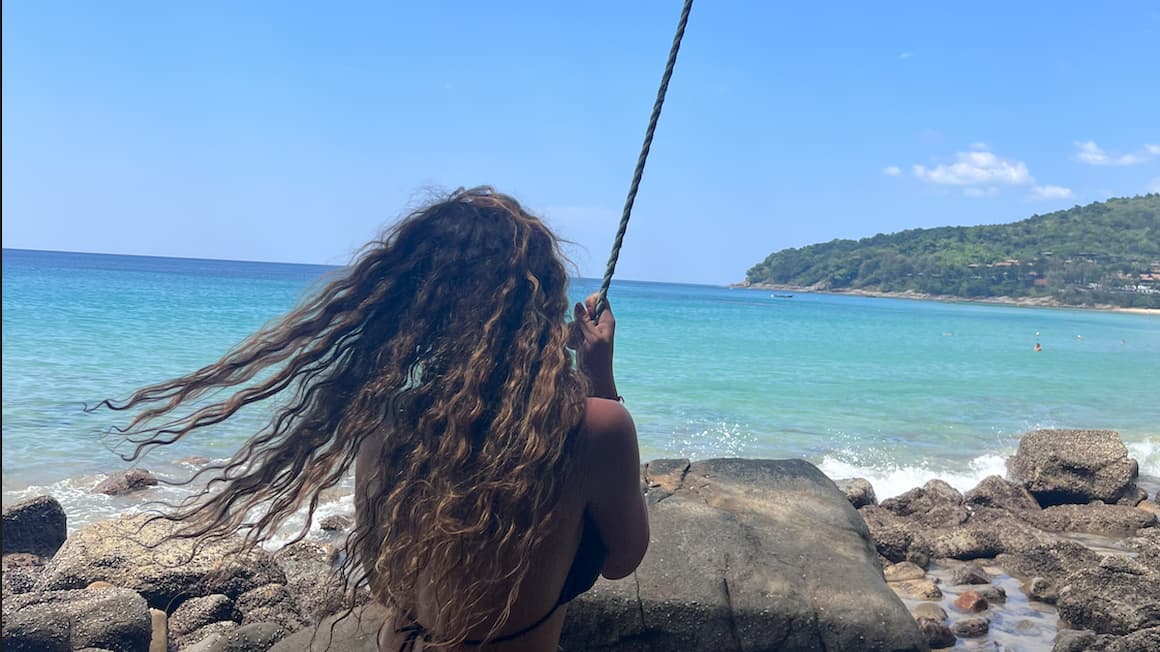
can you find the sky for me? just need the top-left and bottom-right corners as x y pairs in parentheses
(3, 2), (1159, 285)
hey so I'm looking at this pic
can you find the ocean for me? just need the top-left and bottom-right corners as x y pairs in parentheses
(4, 248), (1158, 538)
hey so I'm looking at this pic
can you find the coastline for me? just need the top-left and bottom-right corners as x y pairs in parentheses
(730, 282), (1160, 314)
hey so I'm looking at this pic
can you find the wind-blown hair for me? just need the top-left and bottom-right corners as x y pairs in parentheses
(95, 187), (589, 647)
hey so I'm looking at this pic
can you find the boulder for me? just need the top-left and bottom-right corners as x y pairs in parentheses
(951, 616), (989, 638)
(1056, 564), (1160, 635)
(925, 516), (1048, 560)
(272, 541), (357, 624)
(949, 563), (990, 585)
(995, 540), (1102, 584)
(888, 579), (943, 600)
(881, 480), (968, 528)
(1022, 502), (1157, 536)
(235, 583), (306, 632)
(1115, 485), (1147, 507)
(1, 587), (151, 652)
(1, 495), (67, 558)
(319, 515), (352, 532)
(911, 602), (947, 621)
(834, 478), (877, 508)
(2, 553), (46, 597)
(558, 459), (926, 651)
(92, 469), (159, 496)
(953, 591), (988, 613)
(269, 604), (384, 652)
(963, 475), (1040, 512)
(211, 622), (289, 651)
(38, 513), (284, 608)
(1008, 429), (1138, 506)
(883, 561), (926, 582)
(169, 594), (235, 639)
(914, 616), (955, 649)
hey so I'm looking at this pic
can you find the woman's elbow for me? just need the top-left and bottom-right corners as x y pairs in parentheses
(601, 523), (650, 580)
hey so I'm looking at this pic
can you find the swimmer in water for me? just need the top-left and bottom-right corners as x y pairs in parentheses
(1034, 343), (1042, 352)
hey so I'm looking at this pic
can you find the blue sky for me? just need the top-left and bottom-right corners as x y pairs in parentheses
(4, 2), (1159, 285)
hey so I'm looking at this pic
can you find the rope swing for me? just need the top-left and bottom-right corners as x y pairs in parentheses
(593, 0), (695, 320)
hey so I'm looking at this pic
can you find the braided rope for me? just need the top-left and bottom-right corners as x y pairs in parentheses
(593, 0), (694, 320)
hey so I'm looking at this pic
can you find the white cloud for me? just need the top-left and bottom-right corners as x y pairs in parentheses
(882, 166), (902, 176)
(1073, 140), (1146, 166)
(1147, 144), (1160, 155)
(963, 187), (1000, 198)
(1149, 178), (1160, 194)
(913, 148), (1032, 186)
(897, 52), (913, 60)
(1030, 185), (1073, 200)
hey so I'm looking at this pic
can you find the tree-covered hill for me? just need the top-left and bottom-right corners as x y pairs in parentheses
(744, 194), (1160, 308)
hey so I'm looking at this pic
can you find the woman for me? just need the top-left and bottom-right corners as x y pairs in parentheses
(99, 187), (649, 651)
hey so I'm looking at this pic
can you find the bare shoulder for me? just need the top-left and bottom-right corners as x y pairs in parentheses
(581, 397), (634, 438)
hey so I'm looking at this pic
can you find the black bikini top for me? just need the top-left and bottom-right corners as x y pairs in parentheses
(393, 511), (606, 651)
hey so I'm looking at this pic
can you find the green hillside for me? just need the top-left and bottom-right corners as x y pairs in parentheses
(744, 194), (1160, 308)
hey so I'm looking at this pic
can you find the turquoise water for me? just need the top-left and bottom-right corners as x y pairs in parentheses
(4, 249), (1158, 532)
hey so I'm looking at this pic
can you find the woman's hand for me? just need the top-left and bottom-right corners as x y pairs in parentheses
(568, 293), (619, 400)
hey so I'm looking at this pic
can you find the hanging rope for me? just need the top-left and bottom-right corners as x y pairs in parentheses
(593, 0), (694, 320)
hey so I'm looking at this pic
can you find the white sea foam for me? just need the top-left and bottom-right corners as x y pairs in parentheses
(817, 452), (1010, 500)
(1127, 437), (1160, 477)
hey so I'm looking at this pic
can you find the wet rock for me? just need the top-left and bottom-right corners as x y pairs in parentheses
(1115, 484), (1147, 507)
(319, 514), (353, 531)
(1056, 564), (1160, 635)
(1053, 628), (1097, 652)
(2, 495), (67, 558)
(835, 478), (877, 508)
(883, 561), (926, 582)
(180, 621), (237, 650)
(1, 587), (151, 652)
(1023, 502), (1157, 536)
(1008, 429), (1139, 506)
(1029, 577), (1057, 604)
(914, 616), (956, 649)
(926, 517), (1047, 560)
(890, 579), (943, 600)
(963, 475), (1041, 512)
(953, 590), (988, 613)
(949, 563), (990, 585)
(977, 585), (1006, 604)
(858, 505), (917, 563)
(951, 616), (989, 638)
(911, 602), (947, 621)
(169, 594), (235, 639)
(92, 469), (159, 496)
(996, 540), (1102, 584)
(39, 513), (284, 608)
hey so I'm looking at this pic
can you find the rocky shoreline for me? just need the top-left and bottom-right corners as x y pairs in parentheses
(730, 282), (1160, 314)
(4, 428), (1157, 651)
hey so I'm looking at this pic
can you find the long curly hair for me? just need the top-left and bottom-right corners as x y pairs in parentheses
(94, 187), (589, 647)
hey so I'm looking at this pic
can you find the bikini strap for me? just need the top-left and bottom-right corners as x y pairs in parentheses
(393, 603), (562, 649)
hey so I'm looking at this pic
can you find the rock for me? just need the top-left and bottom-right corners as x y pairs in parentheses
(858, 505), (917, 563)
(881, 480), (968, 528)
(2, 553), (46, 597)
(905, 549), (931, 569)
(169, 594), (235, 639)
(1101, 626), (1160, 652)
(1056, 564), (1160, 635)
(834, 478), (877, 508)
(560, 458), (926, 651)
(180, 621), (237, 650)
(92, 469), (159, 496)
(1, 495), (67, 558)
(883, 561), (926, 582)
(890, 579), (943, 600)
(914, 616), (955, 649)
(1053, 628), (1097, 652)
(87, 581), (116, 590)
(269, 603), (384, 652)
(235, 583), (306, 632)
(212, 622), (288, 651)
(1116, 484), (1147, 507)
(319, 514), (353, 531)
(911, 602), (947, 621)
(1029, 577), (1058, 604)
(977, 585), (1006, 604)
(39, 513), (284, 609)
(1022, 502), (1157, 536)
(926, 516), (1047, 560)
(949, 563), (990, 585)
(1008, 429), (1139, 506)
(272, 541), (356, 624)
(953, 590), (988, 613)
(148, 608), (166, 652)
(963, 475), (1041, 512)
(996, 540), (1102, 584)
(951, 616), (989, 638)
(1, 587), (151, 652)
